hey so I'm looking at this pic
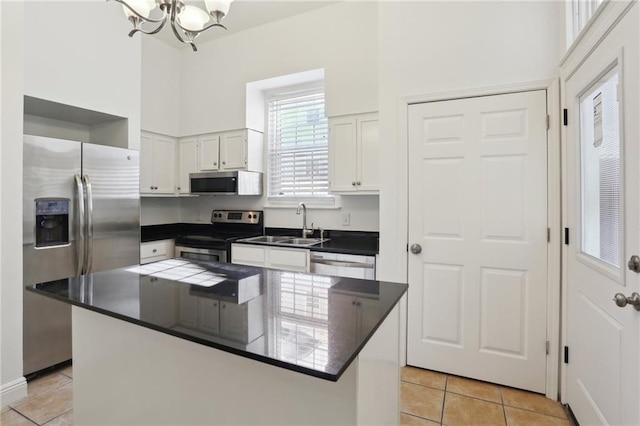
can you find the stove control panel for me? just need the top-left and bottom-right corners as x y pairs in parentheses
(211, 210), (262, 224)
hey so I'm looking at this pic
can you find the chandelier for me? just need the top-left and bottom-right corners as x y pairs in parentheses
(110, 0), (234, 52)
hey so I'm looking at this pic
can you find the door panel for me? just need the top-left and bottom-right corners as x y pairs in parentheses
(220, 131), (246, 170)
(407, 90), (548, 392)
(563, 5), (639, 424)
(82, 143), (140, 274)
(23, 135), (81, 285)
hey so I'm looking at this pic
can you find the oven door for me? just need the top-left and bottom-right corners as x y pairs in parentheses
(174, 246), (227, 263)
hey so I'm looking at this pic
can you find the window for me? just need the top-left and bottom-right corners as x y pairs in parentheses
(266, 85), (330, 200)
(580, 69), (621, 269)
(568, 0), (605, 45)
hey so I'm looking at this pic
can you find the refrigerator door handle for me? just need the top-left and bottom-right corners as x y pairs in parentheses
(75, 174), (85, 276)
(83, 175), (94, 274)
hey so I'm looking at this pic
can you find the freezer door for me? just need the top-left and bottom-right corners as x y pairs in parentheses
(82, 143), (140, 273)
(23, 135), (82, 285)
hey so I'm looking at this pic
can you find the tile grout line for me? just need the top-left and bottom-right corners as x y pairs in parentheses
(10, 407), (39, 425)
(440, 374), (449, 425)
(500, 387), (508, 426)
(41, 408), (72, 426)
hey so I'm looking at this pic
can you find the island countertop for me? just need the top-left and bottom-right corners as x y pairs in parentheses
(27, 259), (407, 382)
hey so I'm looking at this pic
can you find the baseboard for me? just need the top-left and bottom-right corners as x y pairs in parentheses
(0, 377), (28, 408)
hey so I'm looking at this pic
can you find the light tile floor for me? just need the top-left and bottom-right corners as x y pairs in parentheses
(401, 366), (573, 426)
(1, 365), (73, 426)
(3, 364), (572, 426)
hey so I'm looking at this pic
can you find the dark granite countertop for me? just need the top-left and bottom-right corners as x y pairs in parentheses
(27, 259), (406, 381)
(142, 224), (379, 256)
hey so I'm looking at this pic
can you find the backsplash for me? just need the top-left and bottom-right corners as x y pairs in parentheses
(141, 195), (379, 231)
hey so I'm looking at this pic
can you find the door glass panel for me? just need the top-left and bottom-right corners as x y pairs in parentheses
(580, 70), (621, 268)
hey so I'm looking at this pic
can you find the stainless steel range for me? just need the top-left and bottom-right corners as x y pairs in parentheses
(174, 210), (263, 263)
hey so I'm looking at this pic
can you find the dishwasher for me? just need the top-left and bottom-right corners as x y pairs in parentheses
(310, 252), (375, 279)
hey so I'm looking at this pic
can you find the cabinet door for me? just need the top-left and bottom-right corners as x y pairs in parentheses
(140, 132), (154, 194)
(356, 297), (380, 340)
(357, 114), (379, 192)
(220, 130), (246, 170)
(198, 134), (220, 171)
(178, 286), (198, 328)
(268, 247), (310, 272)
(152, 135), (176, 194)
(231, 244), (266, 267)
(178, 137), (198, 194)
(198, 299), (220, 334)
(329, 117), (357, 192)
(219, 302), (248, 342)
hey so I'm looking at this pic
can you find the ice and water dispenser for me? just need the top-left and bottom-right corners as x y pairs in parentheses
(35, 199), (70, 247)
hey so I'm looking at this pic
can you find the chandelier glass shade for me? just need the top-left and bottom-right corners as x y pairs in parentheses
(110, 0), (234, 51)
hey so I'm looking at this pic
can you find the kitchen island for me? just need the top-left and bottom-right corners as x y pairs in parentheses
(27, 259), (407, 425)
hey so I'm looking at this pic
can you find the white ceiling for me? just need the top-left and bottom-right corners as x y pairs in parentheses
(152, 0), (338, 49)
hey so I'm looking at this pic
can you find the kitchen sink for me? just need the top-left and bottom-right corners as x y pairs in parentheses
(242, 235), (293, 244)
(238, 235), (329, 247)
(277, 238), (328, 246)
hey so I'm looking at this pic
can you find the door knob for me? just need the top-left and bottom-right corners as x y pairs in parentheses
(410, 243), (422, 254)
(628, 255), (640, 273)
(613, 292), (640, 310)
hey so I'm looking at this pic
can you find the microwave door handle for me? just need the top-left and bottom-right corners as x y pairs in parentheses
(75, 174), (85, 276)
(83, 175), (94, 274)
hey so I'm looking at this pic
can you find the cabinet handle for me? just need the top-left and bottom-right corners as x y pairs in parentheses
(357, 181), (361, 186)
(177, 186), (181, 190)
(356, 301), (361, 306)
(152, 248), (157, 253)
(150, 186), (154, 190)
(222, 161), (226, 165)
(352, 181), (356, 186)
(352, 300), (356, 305)
(213, 162), (217, 166)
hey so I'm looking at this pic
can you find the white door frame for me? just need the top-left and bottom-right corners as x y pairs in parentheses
(559, 0), (637, 407)
(399, 78), (562, 400)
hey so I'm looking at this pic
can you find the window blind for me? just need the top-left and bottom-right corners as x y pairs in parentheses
(267, 88), (329, 198)
(581, 72), (621, 268)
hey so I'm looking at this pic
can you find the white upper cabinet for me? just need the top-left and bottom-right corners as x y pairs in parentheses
(329, 113), (379, 193)
(141, 131), (176, 195)
(198, 134), (220, 171)
(178, 137), (198, 194)
(220, 130), (246, 170)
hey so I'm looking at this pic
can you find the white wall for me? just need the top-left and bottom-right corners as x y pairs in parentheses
(141, 37), (181, 137)
(178, 1), (378, 136)
(23, 1), (142, 150)
(140, 1), (380, 231)
(1, 1), (26, 407)
(140, 197), (183, 226)
(376, 1), (564, 283)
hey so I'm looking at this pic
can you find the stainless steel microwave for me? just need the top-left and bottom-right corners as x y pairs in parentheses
(189, 171), (263, 195)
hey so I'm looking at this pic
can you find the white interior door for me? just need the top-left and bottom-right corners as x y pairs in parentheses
(563, 5), (639, 425)
(407, 90), (549, 392)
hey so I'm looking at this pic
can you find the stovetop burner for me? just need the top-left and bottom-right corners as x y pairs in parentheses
(174, 210), (264, 252)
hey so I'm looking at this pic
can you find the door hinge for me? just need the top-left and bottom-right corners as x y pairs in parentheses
(546, 115), (550, 130)
(564, 346), (569, 364)
(545, 340), (550, 355)
(547, 228), (551, 243)
(563, 109), (568, 126)
(564, 228), (570, 245)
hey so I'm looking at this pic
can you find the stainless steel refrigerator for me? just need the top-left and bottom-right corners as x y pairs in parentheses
(23, 135), (140, 375)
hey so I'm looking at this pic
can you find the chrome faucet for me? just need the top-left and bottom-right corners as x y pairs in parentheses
(296, 202), (313, 238)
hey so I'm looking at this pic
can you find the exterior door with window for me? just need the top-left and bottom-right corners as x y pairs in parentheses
(563, 4), (639, 425)
(407, 90), (549, 392)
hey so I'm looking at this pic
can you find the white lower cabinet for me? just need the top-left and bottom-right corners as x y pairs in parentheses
(231, 244), (310, 272)
(176, 284), (263, 344)
(140, 240), (175, 264)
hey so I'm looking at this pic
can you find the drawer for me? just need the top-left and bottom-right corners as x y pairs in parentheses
(232, 244), (266, 266)
(141, 241), (167, 259)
